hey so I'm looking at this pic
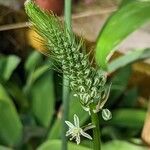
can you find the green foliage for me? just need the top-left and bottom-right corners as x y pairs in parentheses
(0, 55), (20, 81)
(103, 140), (147, 150)
(0, 145), (12, 150)
(107, 65), (132, 106)
(25, 51), (43, 73)
(108, 109), (146, 128)
(37, 140), (91, 150)
(30, 70), (55, 127)
(108, 48), (150, 73)
(95, 0), (150, 69)
(36, 139), (147, 150)
(0, 84), (23, 146)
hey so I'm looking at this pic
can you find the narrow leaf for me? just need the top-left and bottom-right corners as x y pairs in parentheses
(30, 70), (55, 127)
(108, 109), (146, 128)
(95, 1), (150, 69)
(108, 48), (150, 73)
(0, 84), (23, 146)
(0, 55), (20, 81)
(37, 140), (92, 150)
(103, 140), (147, 150)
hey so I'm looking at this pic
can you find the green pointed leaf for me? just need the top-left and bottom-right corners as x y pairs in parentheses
(103, 140), (147, 150)
(0, 84), (23, 146)
(30, 70), (55, 127)
(0, 55), (20, 81)
(95, 1), (150, 69)
(108, 109), (146, 128)
(0, 145), (12, 150)
(108, 48), (150, 73)
(25, 51), (43, 73)
(37, 140), (92, 150)
(107, 65), (131, 106)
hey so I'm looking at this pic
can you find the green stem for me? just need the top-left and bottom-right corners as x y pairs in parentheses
(62, 1), (72, 150)
(90, 105), (101, 150)
(62, 78), (70, 150)
(64, 0), (72, 31)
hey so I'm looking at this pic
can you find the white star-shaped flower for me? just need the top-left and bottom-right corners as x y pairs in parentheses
(65, 114), (92, 144)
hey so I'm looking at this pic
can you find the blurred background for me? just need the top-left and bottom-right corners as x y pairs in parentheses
(0, 0), (150, 150)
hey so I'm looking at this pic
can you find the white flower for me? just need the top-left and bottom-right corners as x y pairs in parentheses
(65, 114), (92, 144)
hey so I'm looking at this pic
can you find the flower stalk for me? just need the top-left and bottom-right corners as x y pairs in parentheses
(62, 0), (72, 150)
(90, 105), (101, 150)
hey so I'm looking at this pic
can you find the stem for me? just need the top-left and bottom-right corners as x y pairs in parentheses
(64, 0), (72, 31)
(62, 1), (72, 150)
(62, 79), (70, 150)
(90, 105), (101, 150)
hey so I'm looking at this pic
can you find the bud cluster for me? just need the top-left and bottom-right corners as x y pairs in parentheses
(25, 0), (109, 110)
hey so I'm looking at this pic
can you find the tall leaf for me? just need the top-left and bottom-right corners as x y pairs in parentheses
(0, 84), (22, 146)
(37, 140), (91, 150)
(30, 70), (55, 127)
(95, 1), (150, 69)
(108, 48), (150, 73)
(0, 55), (20, 81)
(103, 140), (147, 150)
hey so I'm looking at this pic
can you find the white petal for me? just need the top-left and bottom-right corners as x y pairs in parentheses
(65, 121), (75, 128)
(74, 114), (80, 127)
(80, 130), (92, 140)
(66, 129), (72, 136)
(76, 133), (81, 144)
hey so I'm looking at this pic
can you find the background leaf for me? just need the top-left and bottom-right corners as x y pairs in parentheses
(0, 55), (20, 81)
(107, 65), (131, 106)
(103, 140), (147, 150)
(0, 145), (12, 150)
(37, 140), (92, 150)
(108, 109), (146, 128)
(108, 48), (150, 73)
(25, 51), (43, 73)
(95, 1), (150, 69)
(0, 84), (23, 146)
(30, 69), (55, 127)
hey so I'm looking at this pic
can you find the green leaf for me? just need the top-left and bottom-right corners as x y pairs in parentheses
(48, 93), (89, 139)
(0, 55), (20, 81)
(119, 88), (138, 107)
(37, 139), (147, 150)
(30, 70), (55, 127)
(25, 51), (43, 73)
(108, 48), (150, 73)
(103, 140), (147, 150)
(37, 140), (92, 150)
(0, 84), (23, 146)
(24, 65), (49, 94)
(108, 109), (146, 128)
(0, 145), (12, 150)
(95, 1), (150, 69)
(107, 65), (131, 106)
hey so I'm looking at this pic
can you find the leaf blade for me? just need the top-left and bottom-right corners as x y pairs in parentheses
(95, 1), (150, 69)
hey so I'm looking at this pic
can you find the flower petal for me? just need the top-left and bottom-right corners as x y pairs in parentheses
(76, 133), (81, 144)
(80, 130), (92, 140)
(65, 121), (75, 128)
(66, 129), (72, 136)
(74, 114), (80, 127)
